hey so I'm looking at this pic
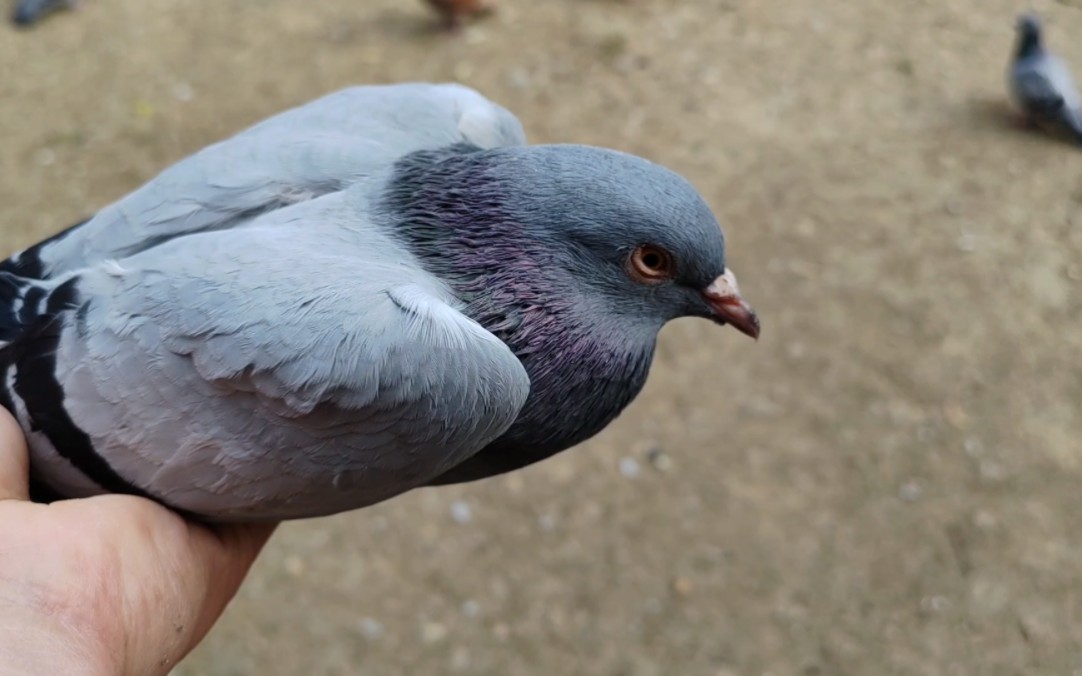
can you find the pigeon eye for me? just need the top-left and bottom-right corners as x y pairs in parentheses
(627, 245), (675, 283)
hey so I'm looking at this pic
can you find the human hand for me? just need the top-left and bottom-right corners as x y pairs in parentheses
(0, 408), (276, 675)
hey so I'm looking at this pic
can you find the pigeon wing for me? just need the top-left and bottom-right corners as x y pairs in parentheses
(12, 194), (530, 521)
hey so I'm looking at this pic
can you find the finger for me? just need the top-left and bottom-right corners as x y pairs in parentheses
(0, 407), (29, 501)
(185, 521), (278, 651)
(117, 510), (278, 674)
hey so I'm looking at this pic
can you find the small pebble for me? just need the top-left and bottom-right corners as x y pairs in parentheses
(464, 29), (488, 46)
(508, 68), (531, 90)
(898, 480), (923, 502)
(646, 446), (673, 472)
(358, 617), (384, 640)
(942, 401), (968, 429)
(461, 600), (480, 618)
(421, 621), (448, 644)
(171, 82), (194, 103)
(450, 500), (473, 524)
(672, 577), (695, 596)
(955, 233), (977, 252)
(619, 457), (641, 478)
(537, 513), (557, 531)
(963, 438), (984, 457)
(919, 595), (950, 613)
(492, 622), (510, 640)
(973, 510), (998, 530)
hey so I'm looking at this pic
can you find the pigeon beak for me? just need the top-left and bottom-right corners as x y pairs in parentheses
(700, 268), (760, 340)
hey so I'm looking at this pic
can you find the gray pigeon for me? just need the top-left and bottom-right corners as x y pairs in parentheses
(0, 83), (759, 522)
(11, 0), (77, 26)
(1008, 12), (1082, 143)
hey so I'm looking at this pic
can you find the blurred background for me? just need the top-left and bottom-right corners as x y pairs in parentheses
(2, 0), (1081, 673)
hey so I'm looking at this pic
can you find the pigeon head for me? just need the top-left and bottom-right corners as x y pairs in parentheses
(384, 142), (758, 477)
(1015, 13), (1045, 57)
(487, 144), (758, 337)
(386, 143), (758, 342)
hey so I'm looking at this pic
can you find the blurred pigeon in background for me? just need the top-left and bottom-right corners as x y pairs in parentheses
(0, 83), (758, 522)
(1008, 12), (1082, 143)
(11, 0), (77, 26)
(12, 0), (490, 29)
(423, 0), (492, 30)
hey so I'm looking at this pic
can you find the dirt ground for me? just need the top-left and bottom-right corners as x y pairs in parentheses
(2, 0), (1081, 673)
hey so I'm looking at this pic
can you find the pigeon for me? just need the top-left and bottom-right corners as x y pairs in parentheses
(0, 82), (759, 522)
(10, 0), (489, 29)
(1008, 12), (1082, 143)
(422, 0), (492, 30)
(10, 0), (78, 26)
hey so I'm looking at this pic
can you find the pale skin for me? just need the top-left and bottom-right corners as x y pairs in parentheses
(0, 409), (276, 675)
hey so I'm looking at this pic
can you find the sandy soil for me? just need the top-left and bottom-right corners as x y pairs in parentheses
(2, 0), (1081, 673)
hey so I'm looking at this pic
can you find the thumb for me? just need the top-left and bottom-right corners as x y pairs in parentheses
(0, 407), (29, 501)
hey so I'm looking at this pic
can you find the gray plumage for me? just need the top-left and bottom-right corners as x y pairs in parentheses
(0, 83), (758, 522)
(1008, 12), (1082, 143)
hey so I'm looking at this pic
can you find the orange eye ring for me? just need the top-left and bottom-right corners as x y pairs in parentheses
(627, 244), (675, 283)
